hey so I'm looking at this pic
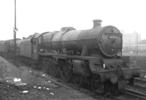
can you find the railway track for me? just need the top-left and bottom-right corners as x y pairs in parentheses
(124, 77), (146, 100)
(134, 77), (146, 90)
(32, 70), (146, 100)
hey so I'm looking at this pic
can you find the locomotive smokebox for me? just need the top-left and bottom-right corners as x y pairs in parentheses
(93, 19), (102, 28)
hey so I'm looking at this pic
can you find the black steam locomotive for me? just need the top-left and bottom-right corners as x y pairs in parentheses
(0, 20), (140, 94)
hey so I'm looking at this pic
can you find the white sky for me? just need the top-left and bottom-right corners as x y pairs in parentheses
(0, 0), (146, 40)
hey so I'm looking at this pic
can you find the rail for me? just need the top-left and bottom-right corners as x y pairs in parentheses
(124, 77), (146, 100)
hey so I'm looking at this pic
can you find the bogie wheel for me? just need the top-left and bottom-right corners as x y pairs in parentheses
(71, 74), (84, 87)
(103, 80), (119, 96)
(40, 57), (59, 77)
(57, 59), (73, 82)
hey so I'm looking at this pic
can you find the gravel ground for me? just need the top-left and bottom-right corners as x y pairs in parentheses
(0, 56), (96, 100)
(1, 55), (145, 100)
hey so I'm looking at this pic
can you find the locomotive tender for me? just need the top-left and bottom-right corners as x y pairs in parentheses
(1, 20), (140, 94)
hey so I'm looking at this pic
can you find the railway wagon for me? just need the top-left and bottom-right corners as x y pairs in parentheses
(0, 41), (6, 56)
(0, 39), (21, 56)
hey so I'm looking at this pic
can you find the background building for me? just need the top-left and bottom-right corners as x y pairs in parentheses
(122, 32), (146, 56)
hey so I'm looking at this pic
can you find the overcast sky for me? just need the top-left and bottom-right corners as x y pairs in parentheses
(0, 0), (146, 40)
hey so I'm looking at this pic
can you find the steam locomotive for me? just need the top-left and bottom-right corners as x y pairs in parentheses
(0, 20), (140, 94)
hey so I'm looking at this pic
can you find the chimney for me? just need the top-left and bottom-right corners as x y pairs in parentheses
(93, 19), (102, 28)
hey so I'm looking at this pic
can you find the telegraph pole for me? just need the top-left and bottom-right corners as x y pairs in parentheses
(14, 0), (17, 56)
(136, 32), (139, 56)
